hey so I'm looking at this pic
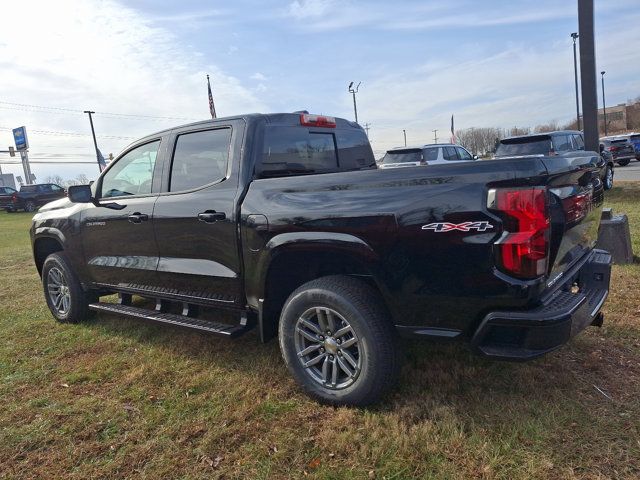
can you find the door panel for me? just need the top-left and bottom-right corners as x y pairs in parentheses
(152, 126), (243, 306)
(81, 139), (162, 288)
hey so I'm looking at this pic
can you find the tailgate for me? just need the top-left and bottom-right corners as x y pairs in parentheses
(541, 154), (604, 287)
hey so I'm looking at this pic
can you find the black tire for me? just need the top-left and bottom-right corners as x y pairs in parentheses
(603, 165), (614, 190)
(5, 208), (15, 213)
(24, 201), (36, 212)
(617, 159), (630, 167)
(42, 252), (95, 323)
(278, 275), (400, 406)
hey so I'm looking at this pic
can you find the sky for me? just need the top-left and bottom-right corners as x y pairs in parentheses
(0, 0), (639, 183)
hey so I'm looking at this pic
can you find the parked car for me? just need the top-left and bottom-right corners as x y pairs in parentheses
(628, 133), (640, 160)
(0, 186), (18, 211)
(600, 137), (636, 166)
(495, 131), (614, 190)
(7, 183), (66, 212)
(378, 144), (477, 169)
(31, 112), (611, 406)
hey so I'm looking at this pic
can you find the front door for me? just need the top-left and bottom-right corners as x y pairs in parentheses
(81, 139), (163, 288)
(152, 125), (243, 307)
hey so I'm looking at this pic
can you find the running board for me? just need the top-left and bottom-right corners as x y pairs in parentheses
(88, 302), (252, 338)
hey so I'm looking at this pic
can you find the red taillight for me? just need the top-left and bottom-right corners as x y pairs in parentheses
(300, 114), (336, 128)
(11, 193), (17, 203)
(608, 146), (619, 152)
(561, 190), (592, 225)
(488, 187), (550, 278)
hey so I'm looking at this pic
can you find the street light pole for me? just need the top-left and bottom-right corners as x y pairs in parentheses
(403, 129), (407, 146)
(348, 82), (361, 124)
(600, 71), (607, 136)
(571, 32), (581, 130)
(432, 129), (438, 144)
(83, 110), (102, 172)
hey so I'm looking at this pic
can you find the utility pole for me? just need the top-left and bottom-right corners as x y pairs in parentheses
(363, 123), (371, 138)
(84, 110), (102, 172)
(571, 32), (581, 130)
(348, 81), (361, 124)
(578, 0), (599, 152)
(402, 129), (407, 146)
(432, 129), (438, 144)
(601, 71), (607, 136)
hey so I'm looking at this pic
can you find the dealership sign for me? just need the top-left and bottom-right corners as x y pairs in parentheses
(12, 126), (28, 151)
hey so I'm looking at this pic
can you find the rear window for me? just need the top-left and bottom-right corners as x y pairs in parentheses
(495, 137), (551, 157)
(261, 127), (337, 176)
(381, 149), (422, 164)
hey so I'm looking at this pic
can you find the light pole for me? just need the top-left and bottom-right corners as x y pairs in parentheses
(348, 81), (361, 124)
(402, 129), (407, 146)
(600, 71), (607, 136)
(571, 32), (581, 130)
(83, 110), (102, 172)
(432, 129), (438, 144)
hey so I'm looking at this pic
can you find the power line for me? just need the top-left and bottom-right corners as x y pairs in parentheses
(0, 126), (135, 140)
(0, 101), (199, 122)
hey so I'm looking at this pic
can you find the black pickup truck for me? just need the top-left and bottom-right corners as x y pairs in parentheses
(31, 113), (611, 406)
(7, 183), (66, 212)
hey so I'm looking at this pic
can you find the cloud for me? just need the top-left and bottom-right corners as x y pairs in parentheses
(251, 72), (268, 81)
(0, 0), (267, 181)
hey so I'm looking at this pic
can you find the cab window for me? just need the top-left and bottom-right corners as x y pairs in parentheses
(170, 128), (231, 192)
(100, 140), (160, 198)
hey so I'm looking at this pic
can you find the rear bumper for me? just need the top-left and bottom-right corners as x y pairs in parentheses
(471, 249), (612, 361)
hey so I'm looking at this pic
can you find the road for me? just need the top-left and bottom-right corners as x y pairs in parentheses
(614, 160), (640, 182)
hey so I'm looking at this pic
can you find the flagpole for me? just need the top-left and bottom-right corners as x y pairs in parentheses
(207, 74), (217, 119)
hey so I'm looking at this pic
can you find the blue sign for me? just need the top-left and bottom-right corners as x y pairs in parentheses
(13, 126), (28, 151)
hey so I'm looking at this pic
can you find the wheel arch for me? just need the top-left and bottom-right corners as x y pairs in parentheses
(33, 233), (65, 276)
(250, 232), (390, 342)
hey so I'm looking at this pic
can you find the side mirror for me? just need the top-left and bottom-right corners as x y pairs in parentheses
(473, 155), (479, 160)
(67, 184), (92, 203)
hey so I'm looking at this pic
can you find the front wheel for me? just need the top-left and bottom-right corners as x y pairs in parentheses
(604, 165), (614, 190)
(24, 201), (36, 212)
(617, 159), (630, 167)
(279, 275), (400, 406)
(42, 253), (95, 323)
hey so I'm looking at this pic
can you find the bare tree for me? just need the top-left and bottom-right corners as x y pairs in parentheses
(534, 121), (561, 133)
(45, 175), (64, 186)
(456, 127), (502, 156)
(75, 173), (90, 185)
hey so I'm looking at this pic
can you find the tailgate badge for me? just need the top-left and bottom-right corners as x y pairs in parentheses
(422, 221), (493, 232)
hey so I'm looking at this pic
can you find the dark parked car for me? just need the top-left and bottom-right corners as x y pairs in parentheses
(31, 113), (611, 406)
(7, 183), (66, 212)
(495, 131), (614, 190)
(600, 137), (636, 167)
(0, 186), (18, 211)
(379, 144), (477, 169)
(628, 133), (640, 160)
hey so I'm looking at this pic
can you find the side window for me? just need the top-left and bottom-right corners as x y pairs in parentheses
(261, 127), (338, 176)
(39, 185), (52, 192)
(573, 134), (585, 150)
(51, 185), (63, 192)
(457, 147), (473, 160)
(423, 148), (438, 161)
(553, 135), (572, 152)
(334, 129), (374, 170)
(443, 146), (459, 160)
(170, 128), (231, 192)
(100, 140), (160, 198)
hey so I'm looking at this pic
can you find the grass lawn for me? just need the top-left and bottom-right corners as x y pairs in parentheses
(1, 184), (639, 479)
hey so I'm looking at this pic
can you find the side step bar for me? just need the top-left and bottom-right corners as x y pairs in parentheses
(89, 302), (252, 338)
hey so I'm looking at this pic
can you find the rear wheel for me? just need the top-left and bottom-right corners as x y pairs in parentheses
(617, 159), (630, 167)
(42, 253), (96, 323)
(24, 201), (36, 212)
(604, 165), (614, 190)
(278, 275), (400, 406)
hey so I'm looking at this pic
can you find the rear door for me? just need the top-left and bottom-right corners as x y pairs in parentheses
(152, 122), (244, 307)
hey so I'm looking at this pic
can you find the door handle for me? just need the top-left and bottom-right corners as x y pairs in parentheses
(198, 211), (226, 223)
(128, 212), (149, 224)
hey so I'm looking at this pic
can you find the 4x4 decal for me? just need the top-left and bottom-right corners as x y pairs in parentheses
(422, 221), (493, 232)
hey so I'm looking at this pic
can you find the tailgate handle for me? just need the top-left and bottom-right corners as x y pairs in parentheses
(198, 211), (226, 223)
(128, 212), (149, 224)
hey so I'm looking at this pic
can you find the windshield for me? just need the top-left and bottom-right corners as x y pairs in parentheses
(381, 150), (422, 164)
(495, 137), (551, 157)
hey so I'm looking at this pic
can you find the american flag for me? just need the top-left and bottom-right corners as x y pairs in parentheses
(207, 74), (217, 119)
(450, 114), (456, 144)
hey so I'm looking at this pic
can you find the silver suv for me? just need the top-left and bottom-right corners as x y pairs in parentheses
(379, 144), (477, 169)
